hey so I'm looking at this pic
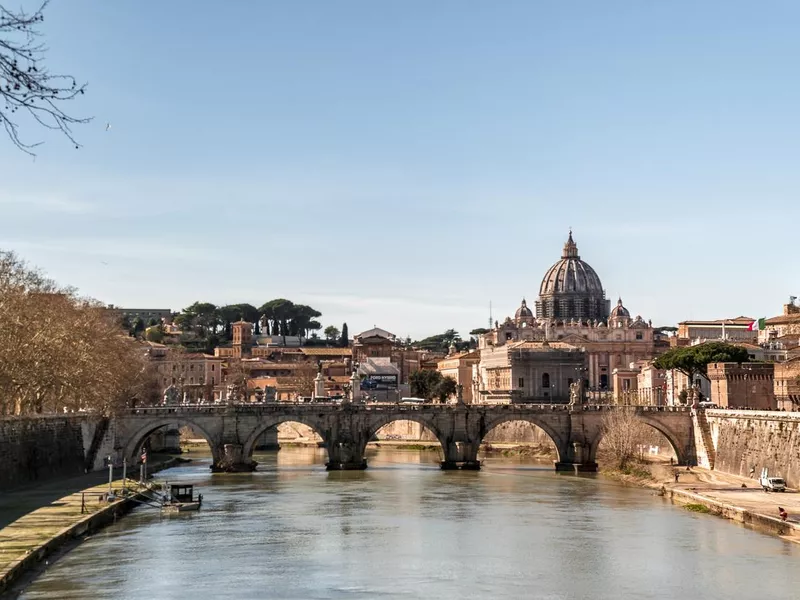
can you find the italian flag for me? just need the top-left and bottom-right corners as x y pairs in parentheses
(748, 318), (766, 331)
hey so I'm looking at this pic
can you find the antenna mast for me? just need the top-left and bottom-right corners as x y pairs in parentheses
(489, 301), (493, 330)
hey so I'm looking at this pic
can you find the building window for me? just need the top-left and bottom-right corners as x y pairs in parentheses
(190, 364), (194, 371)
(636, 332), (643, 340)
(567, 377), (574, 387)
(190, 377), (194, 384)
(211, 377), (215, 385)
(518, 377), (524, 388)
(542, 373), (550, 388)
(211, 364), (215, 371)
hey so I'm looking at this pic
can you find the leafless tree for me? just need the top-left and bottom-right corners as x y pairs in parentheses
(1, 1), (89, 154)
(223, 359), (250, 402)
(0, 250), (155, 415)
(599, 409), (651, 470)
(287, 364), (318, 399)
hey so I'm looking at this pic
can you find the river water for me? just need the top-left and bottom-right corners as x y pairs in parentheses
(19, 447), (800, 600)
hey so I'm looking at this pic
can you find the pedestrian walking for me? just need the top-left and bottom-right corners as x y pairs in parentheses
(674, 472), (679, 483)
(779, 507), (788, 522)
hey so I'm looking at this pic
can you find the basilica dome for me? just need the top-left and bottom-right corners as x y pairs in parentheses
(515, 298), (533, 319)
(609, 298), (630, 319)
(535, 232), (610, 322)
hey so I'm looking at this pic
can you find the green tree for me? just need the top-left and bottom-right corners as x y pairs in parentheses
(131, 317), (145, 337)
(340, 323), (349, 348)
(179, 302), (219, 336)
(413, 329), (462, 353)
(324, 325), (340, 342)
(217, 304), (242, 340)
(145, 326), (164, 343)
(653, 342), (750, 400)
(435, 375), (458, 403)
(259, 299), (294, 338)
(288, 304), (322, 337)
(469, 328), (489, 336)
(237, 303), (261, 334)
(409, 370), (443, 401)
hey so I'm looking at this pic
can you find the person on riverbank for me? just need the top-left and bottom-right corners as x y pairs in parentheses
(674, 472), (679, 483)
(779, 507), (788, 521)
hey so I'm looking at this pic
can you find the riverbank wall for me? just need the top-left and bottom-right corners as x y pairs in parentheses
(706, 410), (800, 488)
(662, 486), (798, 540)
(0, 416), (89, 489)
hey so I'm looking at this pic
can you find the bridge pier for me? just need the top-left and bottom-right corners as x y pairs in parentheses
(211, 443), (257, 473)
(326, 442), (367, 471)
(440, 441), (481, 471)
(553, 441), (598, 473)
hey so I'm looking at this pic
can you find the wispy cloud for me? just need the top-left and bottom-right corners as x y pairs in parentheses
(301, 292), (483, 315)
(0, 193), (96, 215)
(0, 238), (218, 262)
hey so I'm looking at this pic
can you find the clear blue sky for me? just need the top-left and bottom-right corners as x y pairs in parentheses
(1, 1), (798, 339)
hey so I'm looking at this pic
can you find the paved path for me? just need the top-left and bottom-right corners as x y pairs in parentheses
(651, 463), (800, 526)
(0, 477), (133, 573)
(0, 456), (178, 574)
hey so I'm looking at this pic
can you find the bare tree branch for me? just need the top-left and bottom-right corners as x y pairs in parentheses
(0, 1), (90, 155)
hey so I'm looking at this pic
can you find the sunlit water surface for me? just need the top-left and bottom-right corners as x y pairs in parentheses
(20, 447), (800, 600)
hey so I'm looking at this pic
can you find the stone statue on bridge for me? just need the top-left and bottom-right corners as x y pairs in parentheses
(569, 382), (580, 406)
(163, 384), (180, 406)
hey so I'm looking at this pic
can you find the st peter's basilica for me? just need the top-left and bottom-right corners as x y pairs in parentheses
(477, 232), (657, 393)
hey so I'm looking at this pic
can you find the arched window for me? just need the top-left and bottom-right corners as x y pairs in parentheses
(542, 373), (550, 388)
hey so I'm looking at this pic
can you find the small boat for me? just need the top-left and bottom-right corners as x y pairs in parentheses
(161, 483), (203, 513)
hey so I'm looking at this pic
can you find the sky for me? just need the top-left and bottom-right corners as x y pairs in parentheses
(1, 1), (799, 340)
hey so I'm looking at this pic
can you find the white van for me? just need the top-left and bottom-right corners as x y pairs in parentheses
(760, 468), (786, 492)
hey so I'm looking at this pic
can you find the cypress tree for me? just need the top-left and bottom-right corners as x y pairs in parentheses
(340, 322), (349, 348)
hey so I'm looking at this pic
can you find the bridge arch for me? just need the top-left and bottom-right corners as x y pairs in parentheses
(242, 416), (330, 462)
(124, 418), (220, 465)
(479, 415), (566, 463)
(363, 413), (449, 458)
(588, 413), (685, 465)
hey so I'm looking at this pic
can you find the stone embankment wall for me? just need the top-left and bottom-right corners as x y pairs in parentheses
(707, 410), (800, 488)
(0, 416), (88, 488)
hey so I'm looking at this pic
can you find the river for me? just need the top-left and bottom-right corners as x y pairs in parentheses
(19, 447), (800, 599)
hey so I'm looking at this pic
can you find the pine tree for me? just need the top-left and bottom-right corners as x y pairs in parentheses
(340, 323), (349, 348)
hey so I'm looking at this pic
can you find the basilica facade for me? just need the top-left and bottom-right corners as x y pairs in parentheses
(476, 233), (658, 395)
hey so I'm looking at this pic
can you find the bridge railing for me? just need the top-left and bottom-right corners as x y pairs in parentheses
(121, 402), (694, 416)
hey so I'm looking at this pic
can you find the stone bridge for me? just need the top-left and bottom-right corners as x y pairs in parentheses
(111, 403), (695, 472)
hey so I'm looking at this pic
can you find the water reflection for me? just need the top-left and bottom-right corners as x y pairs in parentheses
(20, 447), (800, 600)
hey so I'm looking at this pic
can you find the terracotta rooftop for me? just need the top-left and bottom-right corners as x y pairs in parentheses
(679, 317), (755, 326)
(246, 362), (313, 370)
(438, 351), (480, 364)
(765, 314), (800, 325)
(300, 348), (353, 356)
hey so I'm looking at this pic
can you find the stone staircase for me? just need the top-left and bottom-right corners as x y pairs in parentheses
(84, 416), (110, 472)
(692, 409), (716, 469)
